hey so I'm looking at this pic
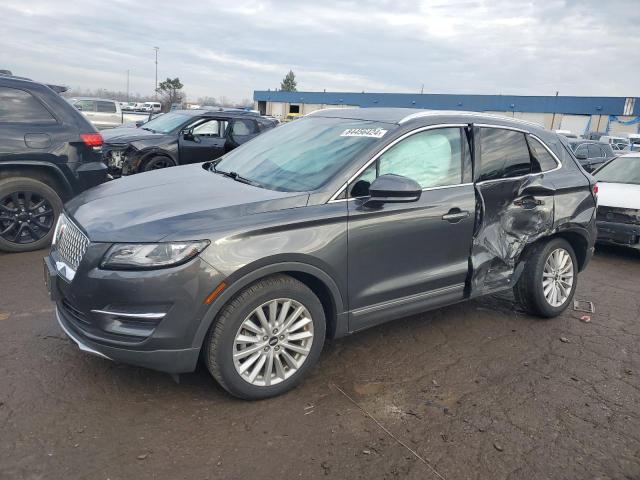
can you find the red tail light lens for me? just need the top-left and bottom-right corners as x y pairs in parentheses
(80, 133), (103, 147)
(592, 182), (599, 196)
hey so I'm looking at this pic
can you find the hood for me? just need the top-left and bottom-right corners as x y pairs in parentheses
(66, 164), (309, 242)
(102, 126), (170, 145)
(598, 182), (640, 210)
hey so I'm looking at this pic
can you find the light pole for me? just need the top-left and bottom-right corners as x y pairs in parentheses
(126, 69), (130, 102)
(154, 46), (159, 99)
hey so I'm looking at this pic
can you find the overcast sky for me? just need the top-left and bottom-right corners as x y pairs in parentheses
(1, 0), (638, 102)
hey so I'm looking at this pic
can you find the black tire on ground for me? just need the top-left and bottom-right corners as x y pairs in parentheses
(514, 237), (578, 318)
(142, 155), (175, 172)
(203, 274), (326, 400)
(0, 177), (63, 253)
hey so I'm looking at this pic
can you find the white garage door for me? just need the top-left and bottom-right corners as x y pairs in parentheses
(515, 112), (546, 127)
(560, 115), (591, 135)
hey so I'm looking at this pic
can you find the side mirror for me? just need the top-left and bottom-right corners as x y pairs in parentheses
(363, 174), (422, 208)
(182, 129), (198, 142)
(575, 152), (588, 160)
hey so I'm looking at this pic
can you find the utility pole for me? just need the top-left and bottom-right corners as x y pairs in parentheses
(154, 46), (159, 99)
(126, 69), (130, 102)
(420, 84), (424, 94)
(550, 91), (559, 130)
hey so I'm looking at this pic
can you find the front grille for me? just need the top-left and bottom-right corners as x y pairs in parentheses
(597, 206), (640, 225)
(54, 214), (89, 271)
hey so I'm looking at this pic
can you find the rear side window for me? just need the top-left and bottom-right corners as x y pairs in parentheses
(0, 87), (56, 124)
(477, 128), (531, 181)
(587, 144), (604, 158)
(527, 136), (558, 172)
(74, 100), (95, 112)
(232, 119), (258, 135)
(96, 101), (117, 113)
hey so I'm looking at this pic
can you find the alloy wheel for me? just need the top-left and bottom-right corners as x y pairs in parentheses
(542, 248), (574, 307)
(0, 191), (55, 244)
(233, 298), (314, 386)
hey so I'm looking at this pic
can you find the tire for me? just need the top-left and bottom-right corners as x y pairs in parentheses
(0, 177), (63, 253)
(142, 155), (175, 172)
(203, 274), (326, 400)
(514, 238), (578, 318)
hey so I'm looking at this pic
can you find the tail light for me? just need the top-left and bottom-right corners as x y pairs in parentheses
(592, 182), (599, 196)
(80, 133), (103, 147)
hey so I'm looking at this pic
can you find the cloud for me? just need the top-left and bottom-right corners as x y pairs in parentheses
(0, 0), (638, 101)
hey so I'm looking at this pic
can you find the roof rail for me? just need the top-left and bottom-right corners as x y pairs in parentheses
(399, 110), (543, 128)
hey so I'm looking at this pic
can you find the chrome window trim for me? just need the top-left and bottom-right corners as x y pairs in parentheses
(327, 123), (468, 202)
(474, 130), (562, 185)
(90, 309), (167, 320)
(328, 182), (475, 203)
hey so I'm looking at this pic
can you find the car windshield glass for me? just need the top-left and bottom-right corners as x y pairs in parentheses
(595, 156), (640, 185)
(140, 112), (190, 133)
(214, 117), (395, 192)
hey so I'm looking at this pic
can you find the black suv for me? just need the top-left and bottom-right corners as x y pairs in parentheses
(101, 110), (277, 177)
(45, 109), (597, 400)
(0, 75), (107, 252)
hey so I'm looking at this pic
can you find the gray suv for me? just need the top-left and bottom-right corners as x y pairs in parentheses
(44, 108), (597, 399)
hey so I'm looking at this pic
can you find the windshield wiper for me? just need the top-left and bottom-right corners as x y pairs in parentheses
(141, 127), (156, 133)
(213, 166), (262, 188)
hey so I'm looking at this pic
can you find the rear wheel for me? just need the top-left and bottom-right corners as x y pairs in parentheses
(0, 177), (62, 253)
(514, 238), (578, 318)
(203, 274), (326, 399)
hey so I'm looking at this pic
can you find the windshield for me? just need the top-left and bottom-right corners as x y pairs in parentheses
(595, 156), (640, 185)
(140, 112), (191, 133)
(214, 117), (395, 192)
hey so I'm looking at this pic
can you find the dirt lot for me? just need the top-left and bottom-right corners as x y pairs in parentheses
(1, 246), (639, 480)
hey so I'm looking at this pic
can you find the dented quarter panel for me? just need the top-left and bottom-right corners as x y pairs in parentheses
(469, 129), (595, 296)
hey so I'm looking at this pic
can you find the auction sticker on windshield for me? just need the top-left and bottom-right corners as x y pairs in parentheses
(340, 128), (388, 138)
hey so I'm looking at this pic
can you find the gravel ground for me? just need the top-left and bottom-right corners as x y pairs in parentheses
(1, 245), (639, 480)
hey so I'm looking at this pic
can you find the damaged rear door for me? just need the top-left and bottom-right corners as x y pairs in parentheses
(470, 126), (556, 295)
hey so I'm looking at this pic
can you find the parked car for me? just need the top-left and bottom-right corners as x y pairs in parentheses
(45, 109), (597, 399)
(599, 135), (630, 151)
(593, 152), (640, 251)
(121, 102), (137, 112)
(101, 109), (277, 177)
(0, 75), (107, 252)
(566, 139), (616, 172)
(68, 97), (152, 130)
(143, 101), (162, 113)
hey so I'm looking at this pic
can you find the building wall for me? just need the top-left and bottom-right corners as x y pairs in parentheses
(257, 99), (640, 136)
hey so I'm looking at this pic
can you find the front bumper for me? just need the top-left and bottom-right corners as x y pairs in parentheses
(596, 220), (640, 250)
(46, 246), (225, 374)
(56, 306), (200, 373)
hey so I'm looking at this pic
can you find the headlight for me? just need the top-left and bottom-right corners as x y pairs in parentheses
(100, 241), (210, 270)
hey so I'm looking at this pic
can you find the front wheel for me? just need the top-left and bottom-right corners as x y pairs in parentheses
(203, 275), (326, 400)
(142, 155), (174, 171)
(514, 238), (578, 318)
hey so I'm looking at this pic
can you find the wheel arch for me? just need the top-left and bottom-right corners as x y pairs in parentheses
(517, 228), (591, 273)
(192, 261), (346, 351)
(0, 161), (72, 200)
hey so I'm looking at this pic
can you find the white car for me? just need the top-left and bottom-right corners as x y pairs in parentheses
(593, 152), (640, 251)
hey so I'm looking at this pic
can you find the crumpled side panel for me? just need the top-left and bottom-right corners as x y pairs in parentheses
(469, 175), (554, 295)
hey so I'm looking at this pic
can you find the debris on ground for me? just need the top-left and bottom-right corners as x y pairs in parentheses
(493, 442), (504, 452)
(362, 449), (371, 455)
(560, 337), (569, 343)
(579, 315), (591, 323)
(625, 369), (633, 376)
(573, 300), (595, 313)
(136, 453), (149, 460)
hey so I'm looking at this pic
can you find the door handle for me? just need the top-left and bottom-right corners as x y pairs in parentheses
(442, 209), (470, 223)
(513, 196), (543, 209)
